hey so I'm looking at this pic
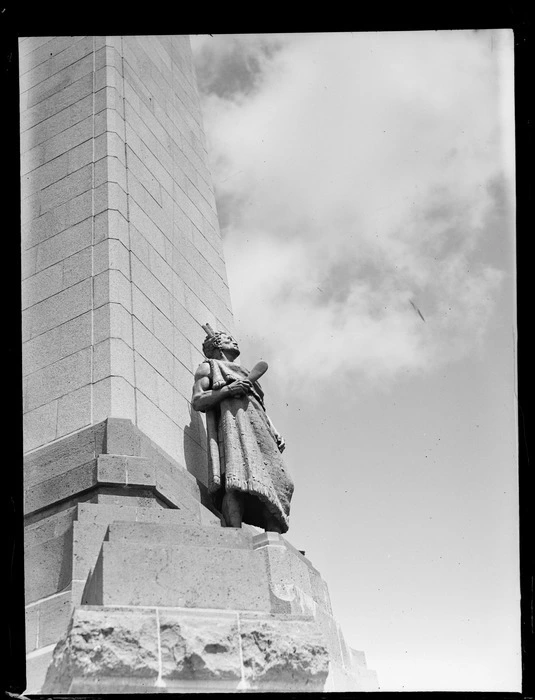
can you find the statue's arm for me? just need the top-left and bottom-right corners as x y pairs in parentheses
(266, 413), (286, 453)
(191, 362), (251, 412)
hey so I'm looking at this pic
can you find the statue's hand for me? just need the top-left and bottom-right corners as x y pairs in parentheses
(276, 435), (286, 453)
(227, 379), (253, 397)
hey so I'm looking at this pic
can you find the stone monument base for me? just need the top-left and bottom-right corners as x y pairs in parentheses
(24, 419), (378, 692)
(43, 606), (329, 693)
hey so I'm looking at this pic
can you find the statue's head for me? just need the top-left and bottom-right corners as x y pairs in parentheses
(202, 324), (240, 360)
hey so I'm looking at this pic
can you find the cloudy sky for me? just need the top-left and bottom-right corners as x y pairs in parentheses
(190, 30), (518, 692)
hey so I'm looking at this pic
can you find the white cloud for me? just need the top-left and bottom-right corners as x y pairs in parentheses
(192, 30), (514, 389)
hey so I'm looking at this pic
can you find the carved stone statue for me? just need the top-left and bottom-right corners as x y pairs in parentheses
(192, 324), (293, 533)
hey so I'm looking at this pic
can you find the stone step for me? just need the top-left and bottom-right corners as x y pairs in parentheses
(105, 520), (254, 550)
(83, 540), (273, 612)
(75, 499), (221, 528)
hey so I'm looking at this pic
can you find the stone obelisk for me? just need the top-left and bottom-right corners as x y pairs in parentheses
(20, 35), (378, 693)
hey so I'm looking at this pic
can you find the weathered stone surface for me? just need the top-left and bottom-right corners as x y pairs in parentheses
(84, 541), (272, 611)
(239, 617), (329, 689)
(41, 605), (334, 693)
(159, 611), (241, 680)
(23, 418), (212, 518)
(26, 646), (57, 695)
(105, 519), (252, 550)
(24, 525), (73, 603)
(43, 606), (159, 692)
(21, 35), (233, 468)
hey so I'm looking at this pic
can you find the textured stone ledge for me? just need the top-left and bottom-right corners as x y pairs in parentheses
(24, 417), (215, 518)
(43, 606), (330, 693)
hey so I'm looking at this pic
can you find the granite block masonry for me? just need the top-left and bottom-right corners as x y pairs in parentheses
(21, 35), (378, 692)
(21, 34), (232, 476)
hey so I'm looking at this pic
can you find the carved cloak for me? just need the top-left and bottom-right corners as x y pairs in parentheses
(204, 359), (294, 533)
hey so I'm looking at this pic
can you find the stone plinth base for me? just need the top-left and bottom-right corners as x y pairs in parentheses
(25, 418), (378, 692)
(43, 606), (329, 693)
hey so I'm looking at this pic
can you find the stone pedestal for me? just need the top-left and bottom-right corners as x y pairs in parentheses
(25, 419), (377, 693)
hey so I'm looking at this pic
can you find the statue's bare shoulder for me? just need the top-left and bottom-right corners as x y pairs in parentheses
(194, 361), (211, 379)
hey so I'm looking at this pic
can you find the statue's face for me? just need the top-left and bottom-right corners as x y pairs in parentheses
(217, 333), (240, 356)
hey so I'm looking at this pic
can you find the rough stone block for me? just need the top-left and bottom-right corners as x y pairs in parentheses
(239, 617), (329, 690)
(22, 399), (56, 452)
(43, 606), (160, 693)
(159, 611), (241, 681)
(93, 451), (128, 487)
(86, 541), (271, 610)
(43, 608), (291, 693)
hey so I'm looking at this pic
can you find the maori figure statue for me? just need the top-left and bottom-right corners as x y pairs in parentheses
(192, 323), (293, 533)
